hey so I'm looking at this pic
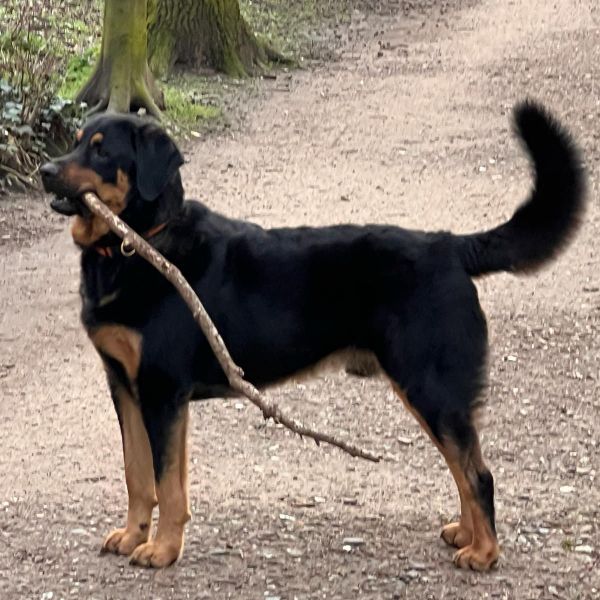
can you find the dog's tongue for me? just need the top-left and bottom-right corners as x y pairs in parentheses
(50, 196), (81, 216)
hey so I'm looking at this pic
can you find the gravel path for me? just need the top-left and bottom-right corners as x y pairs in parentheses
(0, 1), (598, 598)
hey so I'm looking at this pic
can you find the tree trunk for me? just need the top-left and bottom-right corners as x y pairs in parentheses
(147, 0), (276, 78)
(77, 0), (164, 116)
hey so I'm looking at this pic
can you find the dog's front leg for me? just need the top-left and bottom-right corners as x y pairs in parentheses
(129, 402), (191, 568)
(90, 325), (157, 557)
(102, 383), (157, 555)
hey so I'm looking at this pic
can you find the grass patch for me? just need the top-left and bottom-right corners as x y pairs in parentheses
(162, 75), (225, 135)
(58, 46), (100, 100)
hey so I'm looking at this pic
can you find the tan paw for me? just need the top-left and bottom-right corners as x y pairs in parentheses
(441, 522), (472, 548)
(452, 544), (499, 571)
(101, 527), (149, 556)
(129, 539), (182, 568)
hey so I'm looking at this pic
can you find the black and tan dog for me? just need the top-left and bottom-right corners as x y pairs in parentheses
(41, 101), (584, 570)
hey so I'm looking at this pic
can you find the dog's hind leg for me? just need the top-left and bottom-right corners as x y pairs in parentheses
(441, 429), (498, 570)
(380, 272), (500, 570)
(129, 400), (191, 568)
(392, 382), (499, 570)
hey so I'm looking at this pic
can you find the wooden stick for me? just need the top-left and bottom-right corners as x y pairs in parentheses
(81, 192), (381, 462)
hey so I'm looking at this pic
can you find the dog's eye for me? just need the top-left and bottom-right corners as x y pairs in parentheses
(94, 145), (109, 159)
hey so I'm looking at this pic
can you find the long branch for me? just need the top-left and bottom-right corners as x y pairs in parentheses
(81, 192), (381, 462)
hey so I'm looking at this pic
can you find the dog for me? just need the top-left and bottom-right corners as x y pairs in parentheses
(40, 101), (585, 570)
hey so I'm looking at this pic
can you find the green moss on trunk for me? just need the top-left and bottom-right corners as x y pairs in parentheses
(77, 0), (164, 116)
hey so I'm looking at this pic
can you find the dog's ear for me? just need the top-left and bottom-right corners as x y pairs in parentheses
(134, 123), (184, 202)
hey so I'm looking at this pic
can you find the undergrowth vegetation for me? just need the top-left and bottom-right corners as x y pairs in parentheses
(1, 0), (368, 192)
(0, 1), (99, 191)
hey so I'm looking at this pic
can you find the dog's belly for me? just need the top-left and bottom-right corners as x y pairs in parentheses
(189, 349), (380, 401)
(283, 348), (380, 384)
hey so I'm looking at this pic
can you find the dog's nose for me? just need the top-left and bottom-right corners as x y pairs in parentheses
(40, 162), (59, 183)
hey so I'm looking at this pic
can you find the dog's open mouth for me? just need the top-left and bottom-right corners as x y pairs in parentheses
(41, 161), (96, 218)
(50, 195), (91, 218)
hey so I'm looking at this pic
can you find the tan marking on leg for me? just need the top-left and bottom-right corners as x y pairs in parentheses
(440, 490), (473, 549)
(391, 383), (439, 447)
(101, 386), (157, 556)
(130, 404), (191, 568)
(448, 460), (499, 570)
(392, 383), (473, 543)
(391, 383), (498, 569)
(444, 438), (499, 570)
(89, 325), (142, 381)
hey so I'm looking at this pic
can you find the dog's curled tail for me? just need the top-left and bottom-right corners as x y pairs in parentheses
(457, 101), (586, 276)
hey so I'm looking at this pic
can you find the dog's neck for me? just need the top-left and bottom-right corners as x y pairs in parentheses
(89, 173), (185, 255)
(126, 173), (184, 231)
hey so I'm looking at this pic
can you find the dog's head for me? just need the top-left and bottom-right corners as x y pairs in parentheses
(41, 114), (184, 246)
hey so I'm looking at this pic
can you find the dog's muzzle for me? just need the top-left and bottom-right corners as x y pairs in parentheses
(40, 161), (84, 217)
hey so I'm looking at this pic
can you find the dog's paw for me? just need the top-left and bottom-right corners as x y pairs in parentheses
(129, 539), (182, 568)
(101, 527), (149, 556)
(452, 543), (499, 571)
(441, 522), (472, 548)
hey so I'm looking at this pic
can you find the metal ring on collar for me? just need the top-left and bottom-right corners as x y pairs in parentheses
(120, 239), (136, 257)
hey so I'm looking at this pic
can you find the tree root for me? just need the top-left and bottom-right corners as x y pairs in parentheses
(264, 43), (295, 67)
(78, 73), (164, 118)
